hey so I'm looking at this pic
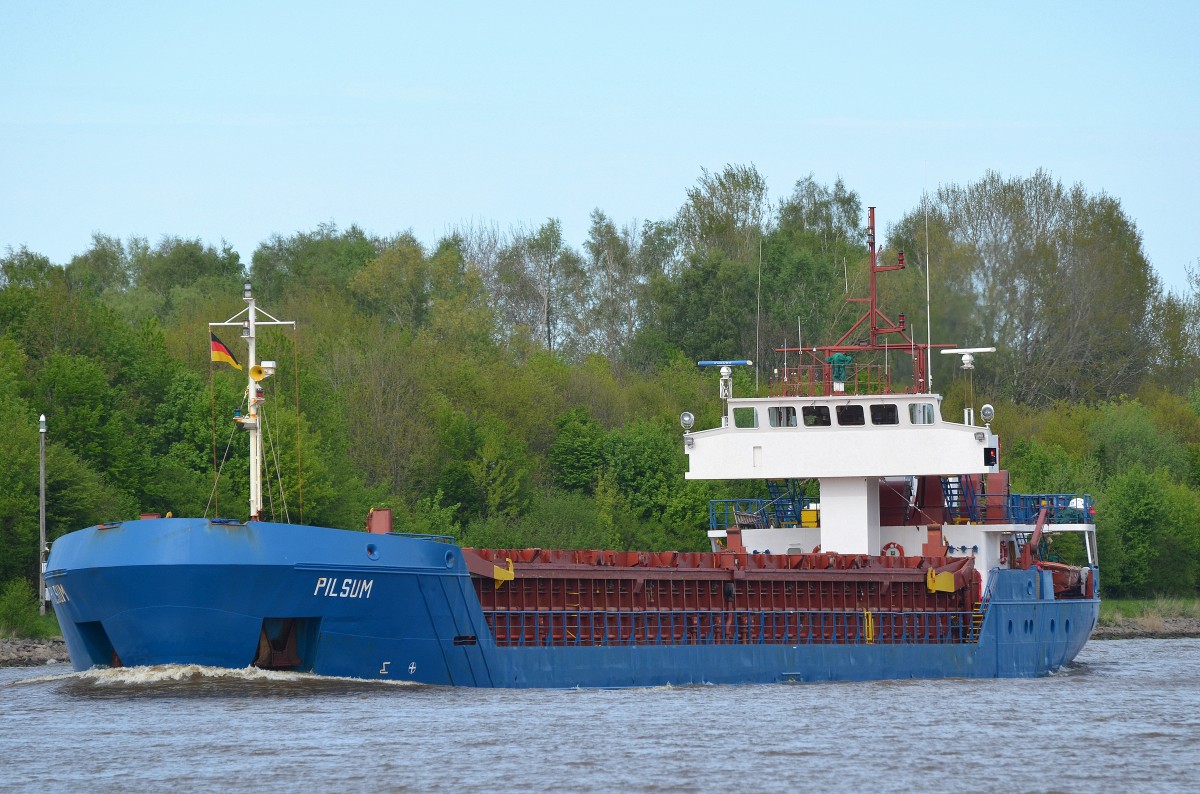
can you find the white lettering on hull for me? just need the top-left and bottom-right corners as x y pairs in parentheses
(312, 577), (374, 598)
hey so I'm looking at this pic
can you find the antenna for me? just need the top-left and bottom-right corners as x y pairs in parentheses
(925, 185), (933, 393)
(940, 347), (997, 366)
(756, 237), (762, 394)
(698, 360), (753, 426)
(941, 347), (995, 424)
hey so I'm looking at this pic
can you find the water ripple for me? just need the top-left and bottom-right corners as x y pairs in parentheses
(1, 640), (1198, 792)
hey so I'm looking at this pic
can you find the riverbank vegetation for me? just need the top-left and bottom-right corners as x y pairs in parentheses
(1097, 597), (1200, 639)
(2, 166), (1199, 634)
(1100, 597), (1200, 624)
(0, 579), (59, 639)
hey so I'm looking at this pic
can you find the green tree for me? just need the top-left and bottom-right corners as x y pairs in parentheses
(1004, 437), (1098, 495)
(888, 171), (1156, 404)
(1099, 466), (1200, 596)
(33, 353), (146, 486)
(548, 407), (606, 492)
(762, 176), (865, 354)
(349, 234), (433, 329)
(1148, 263), (1200, 391)
(250, 223), (379, 303)
(492, 219), (587, 357)
(603, 420), (683, 523)
(349, 234), (496, 352)
(0, 392), (129, 584)
(467, 418), (531, 521)
(1089, 399), (1189, 484)
(132, 237), (243, 305)
(676, 164), (770, 264)
(0, 246), (57, 289)
(66, 233), (131, 295)
(0, 578), (40, 637)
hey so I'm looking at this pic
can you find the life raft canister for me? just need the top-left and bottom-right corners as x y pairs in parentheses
(882, 541), (904, 558)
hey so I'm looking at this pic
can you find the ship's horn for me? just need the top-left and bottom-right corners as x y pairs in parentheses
(249, 364), (266, 382)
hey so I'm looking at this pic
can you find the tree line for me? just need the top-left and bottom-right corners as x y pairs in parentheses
(1, 166), (1199, 609)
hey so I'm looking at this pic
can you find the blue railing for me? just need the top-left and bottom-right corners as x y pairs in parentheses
(1007, 493), (1095, 524)
(711, 491), (1094, 530)
(483, 609), (976, 648)
(709, 497), (808, 530)
(982, 567), (1001, 607)
(709, 499), (769, 530)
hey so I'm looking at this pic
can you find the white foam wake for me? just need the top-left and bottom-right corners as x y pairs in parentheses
(10, 664), (421, 687)
(79, 664), (307, 685)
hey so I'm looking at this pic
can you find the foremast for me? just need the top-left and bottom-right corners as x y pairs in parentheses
(210, 281), (295, 520)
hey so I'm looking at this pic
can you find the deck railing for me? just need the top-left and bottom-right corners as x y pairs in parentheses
(1007, 493), (1095, 524)
(711, 491), (1095, 530)
(770, 364), (897, 397)
(482, 608), (975, 648)
(709, 497), (808, 531)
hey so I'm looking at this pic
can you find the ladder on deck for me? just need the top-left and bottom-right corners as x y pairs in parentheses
(941, 476), (980, 523)
(1013, 531), (1029, 561)
(969, 601), (985, 642)
(765, 479), (802, 526)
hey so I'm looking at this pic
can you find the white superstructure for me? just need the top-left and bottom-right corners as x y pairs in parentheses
(682, 384), (1096, 591)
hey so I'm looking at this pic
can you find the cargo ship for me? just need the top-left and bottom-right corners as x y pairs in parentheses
(45, 208), (1099, 687)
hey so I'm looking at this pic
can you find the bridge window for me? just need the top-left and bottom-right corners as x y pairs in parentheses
(836, 405), (865, 426)
(733, 407), (758, 428)
(768, 406), (798, 427)
(802, 405), (830, 427)
(870, 404), (899, 425)
(909, 403), (936, 425)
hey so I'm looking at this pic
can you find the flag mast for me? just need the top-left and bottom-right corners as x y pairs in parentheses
(210, 280), (295, 520)
(245, 284), (263, 520)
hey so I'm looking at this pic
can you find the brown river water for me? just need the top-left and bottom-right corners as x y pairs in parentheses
(2, 638), (1197, 793)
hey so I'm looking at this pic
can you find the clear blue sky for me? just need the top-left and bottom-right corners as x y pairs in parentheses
(2, 1), (1197, 292)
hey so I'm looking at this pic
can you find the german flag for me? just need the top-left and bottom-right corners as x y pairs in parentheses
(210, 333), (242, 370)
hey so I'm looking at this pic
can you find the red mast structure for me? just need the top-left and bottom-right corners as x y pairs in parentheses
(773, 207), (951, 396)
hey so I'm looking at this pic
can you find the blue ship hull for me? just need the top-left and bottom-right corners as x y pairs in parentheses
(46, 518), (1099, 688)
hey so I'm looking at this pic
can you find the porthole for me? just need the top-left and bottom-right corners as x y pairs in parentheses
(366, 543), (379, 560)
(445, 550), (456, 568)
